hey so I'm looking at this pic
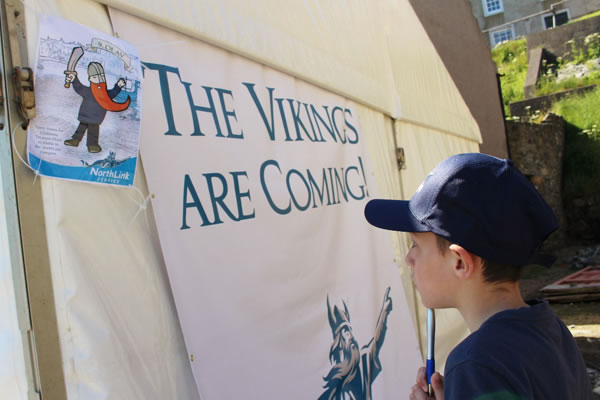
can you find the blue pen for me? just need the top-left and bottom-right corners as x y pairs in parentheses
(427, 308), (436, 397)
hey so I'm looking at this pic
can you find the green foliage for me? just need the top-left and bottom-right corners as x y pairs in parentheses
(535, 33), (600, 96)
(491, 39), (528, 116)
(567, 39), (587, 64)
(551, 87), (600, 198)
(561, 34), (600, 65)
(584, 33), (600, 59)
(536, 70), (600, 96)
(490, 30), (600, 199)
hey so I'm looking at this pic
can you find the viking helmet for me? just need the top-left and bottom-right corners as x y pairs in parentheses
(327, 297), (351, 337)
(87, 62), (106, 83)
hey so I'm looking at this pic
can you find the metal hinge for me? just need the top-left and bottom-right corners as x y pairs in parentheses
(13, 66), (35, 121)
(4, 0), (35, 123)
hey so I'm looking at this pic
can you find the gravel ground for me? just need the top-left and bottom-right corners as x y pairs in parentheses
(589, 368), (600, 397)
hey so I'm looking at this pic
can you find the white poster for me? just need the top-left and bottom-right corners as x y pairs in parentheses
(111, 10), (422, 399)
(27, 15), (142, 186)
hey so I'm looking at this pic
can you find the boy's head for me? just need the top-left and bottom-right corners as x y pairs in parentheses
(364, 153), (558, 303)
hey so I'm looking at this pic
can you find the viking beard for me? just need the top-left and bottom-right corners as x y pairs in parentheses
(325, 337), (361, 392)
(91, 82), (130, 111)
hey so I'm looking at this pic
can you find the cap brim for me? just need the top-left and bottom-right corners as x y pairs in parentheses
(364, 199), (430, 232)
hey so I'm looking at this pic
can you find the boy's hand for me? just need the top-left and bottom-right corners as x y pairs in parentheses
(410, 367), (444, 399)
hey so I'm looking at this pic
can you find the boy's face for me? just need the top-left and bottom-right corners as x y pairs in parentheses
(405, 232), (456, 309)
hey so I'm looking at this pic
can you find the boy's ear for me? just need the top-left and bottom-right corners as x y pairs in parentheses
(448, 244), (483, 280)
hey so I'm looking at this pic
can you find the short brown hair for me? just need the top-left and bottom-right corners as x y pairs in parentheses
(435, 234), (522, 283)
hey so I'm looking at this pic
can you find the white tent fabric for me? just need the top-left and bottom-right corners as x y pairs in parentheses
(100, 0), (397, 116)
(40, 177), (201, 400)
(7, 0), (483, 398)
(381, 1), (482, 142)
(0, 169), (31, 400)
(98, 0), (481, 142)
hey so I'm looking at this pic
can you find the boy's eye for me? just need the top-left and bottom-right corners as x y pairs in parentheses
(410, 240), (417, 248)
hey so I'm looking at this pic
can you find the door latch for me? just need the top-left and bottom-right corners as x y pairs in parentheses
(13, 66), (35, 122)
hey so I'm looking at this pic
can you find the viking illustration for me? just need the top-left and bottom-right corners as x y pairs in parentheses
(319, 287), (392, 400)
(63, 46), (131, 153)
(81, 151), (131, 168)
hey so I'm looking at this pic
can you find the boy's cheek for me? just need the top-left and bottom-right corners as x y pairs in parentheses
(407, 264), (416, 283)
(411, 272), (420, 291)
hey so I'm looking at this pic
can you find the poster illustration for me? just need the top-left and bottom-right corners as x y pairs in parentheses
(319, 287), (392, 399)
(27, 15), (142, 186)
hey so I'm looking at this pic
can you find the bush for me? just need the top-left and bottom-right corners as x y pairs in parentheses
(551, 87), (600, 198)
(491, 38), (528, 116)
(536, 70), (600, 96)
(585, 33), (600, 59)
(533, 32), (600, 96)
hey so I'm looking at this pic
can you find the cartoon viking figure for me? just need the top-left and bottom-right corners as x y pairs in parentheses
(63, 47), (130, 153)
(319, 287), (392, 400)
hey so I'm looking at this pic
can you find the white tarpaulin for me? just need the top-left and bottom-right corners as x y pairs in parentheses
(111, 9), (422, 398)
(100, 0), (481, 141)
(2, 0), (485, 398)
(0, 166), (30, 400)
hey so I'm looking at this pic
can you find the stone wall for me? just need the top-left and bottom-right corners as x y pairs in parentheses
(505, 114), (566, 250)
(564, 192), (600, 242)
(526, 15), (600, 60)
(509, 84), (597, 116)
(523, 47), (545, 99)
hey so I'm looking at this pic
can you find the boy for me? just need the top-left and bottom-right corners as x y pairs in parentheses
(364, 153), (592, 400)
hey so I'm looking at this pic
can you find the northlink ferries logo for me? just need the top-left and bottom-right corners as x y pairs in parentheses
(319, 287), (392, 400)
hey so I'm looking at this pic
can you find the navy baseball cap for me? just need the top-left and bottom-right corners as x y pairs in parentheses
(364, 153), (558, 266)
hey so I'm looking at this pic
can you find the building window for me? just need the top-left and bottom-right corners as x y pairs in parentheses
(490, 27), (513, 46)
(482, 0), (504, 16)
(543, 9), (570, 29)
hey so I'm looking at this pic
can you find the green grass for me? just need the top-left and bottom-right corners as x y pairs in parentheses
(536, 69), (600, 96)
(536, 31), (600, 95)
(551, 87), (600, 198)
(491, 38), (528, 116)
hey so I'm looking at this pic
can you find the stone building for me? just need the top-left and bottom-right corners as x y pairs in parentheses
(468, 0), (600, 47)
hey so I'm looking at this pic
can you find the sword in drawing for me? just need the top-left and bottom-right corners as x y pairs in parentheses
(64, 46), (84, 88)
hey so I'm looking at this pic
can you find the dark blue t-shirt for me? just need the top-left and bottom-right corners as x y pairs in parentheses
(444, 301), (592, 400)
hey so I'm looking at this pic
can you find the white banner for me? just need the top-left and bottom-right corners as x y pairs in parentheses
(111, 10), (422, 399)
